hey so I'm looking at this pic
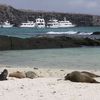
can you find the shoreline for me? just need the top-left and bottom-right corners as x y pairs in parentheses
(0, 65), (100, 78)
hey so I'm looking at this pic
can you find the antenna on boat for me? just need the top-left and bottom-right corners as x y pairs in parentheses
(64, 17), (66, 21)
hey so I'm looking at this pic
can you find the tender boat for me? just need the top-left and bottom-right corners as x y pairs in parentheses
(2, 21), (13, 28)
(19, 21), (35, 27)
(35, 18), (45, 28)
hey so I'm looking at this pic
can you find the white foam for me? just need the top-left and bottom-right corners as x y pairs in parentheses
(78, 32), (93, 35)
(46, 31), (93, 35)
(46, 31), (77, 34)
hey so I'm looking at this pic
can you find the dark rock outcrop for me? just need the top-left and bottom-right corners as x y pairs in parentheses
(0, 35), (11, 50)
(0, 35), (100, 50)
(92, 32), (100, 35)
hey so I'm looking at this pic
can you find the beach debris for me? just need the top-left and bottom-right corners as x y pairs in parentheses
(9, 71), (26, 79)
(25, 71), (37, 79)
(52, 91), (56, 94)
(60, 70), (64, 71)
(34, 67), (38, 70)
(64, 71), (100, 83)
(57, 78), (62, 81)
(0, 69), (8, 81)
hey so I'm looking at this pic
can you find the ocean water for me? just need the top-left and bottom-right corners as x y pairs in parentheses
(0, 27), (100, 70)
(0, 26), (100, 38)
(0, 47), (100, 70)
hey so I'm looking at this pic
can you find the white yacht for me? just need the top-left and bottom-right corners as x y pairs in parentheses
(35, 18), (45, 28)
(20, 21), (35, 28)
(47, 18), (75, 28)
(59, 19), (75, 28)
(2, 21), (13, 28)
(47, 19), (59, 28)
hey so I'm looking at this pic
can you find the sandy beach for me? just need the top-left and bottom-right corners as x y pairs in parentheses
(0, 67), (100, 100)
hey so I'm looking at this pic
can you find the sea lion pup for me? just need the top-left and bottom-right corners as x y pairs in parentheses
(25, 71), (38, 79)
(9, 71), (26, 79)
(64, 71), (100, 83)
(0, 69), (8, 81)
(81, 71), (100, 78)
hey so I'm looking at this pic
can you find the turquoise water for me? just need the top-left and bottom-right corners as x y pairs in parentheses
(0, 27), (100, 70)
(0, 26), (100, 38)
(0, 47), (100, 70)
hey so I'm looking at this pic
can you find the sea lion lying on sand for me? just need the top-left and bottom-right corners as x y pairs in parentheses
(25, 71), (37, 79)
(9, 71), (26, 79)
(65, 71), (100, 83)
(0, 69), (8, 81)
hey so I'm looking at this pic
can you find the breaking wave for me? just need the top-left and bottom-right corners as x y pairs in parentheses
(46, 31), (93, 35)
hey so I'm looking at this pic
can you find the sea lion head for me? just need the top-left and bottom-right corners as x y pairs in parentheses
(2, 69), (8, 75)
(0, 69), (8, 80)
(64, 73), (70, 80)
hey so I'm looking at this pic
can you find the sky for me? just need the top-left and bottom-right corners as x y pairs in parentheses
(0, 0), (100, 15)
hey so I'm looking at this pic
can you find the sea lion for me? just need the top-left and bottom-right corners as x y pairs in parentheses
(0, 69), (8, 81)
(9, 71), (26, 79)
(81, 71), (100, 78)
(25, 71), (37, 79)
(64, 71), (100, 83)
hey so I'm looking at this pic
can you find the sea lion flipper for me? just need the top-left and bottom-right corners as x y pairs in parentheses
(81, 71), (100, 78)
(91, 79), (100, 83)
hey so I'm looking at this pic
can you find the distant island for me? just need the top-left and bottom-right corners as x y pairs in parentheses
(0, 4), (100, 27)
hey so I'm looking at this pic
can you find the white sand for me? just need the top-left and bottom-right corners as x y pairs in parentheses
(0, 67), (100, 100)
